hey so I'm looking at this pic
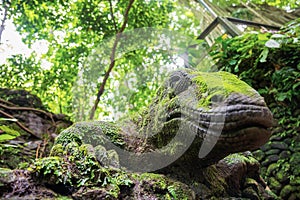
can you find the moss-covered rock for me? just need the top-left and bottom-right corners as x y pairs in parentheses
(275, 170), (289, 183)
(27, 138), (195, 199)
(55, 121), (110, 147)
(135, 173), (195, 199)
(0, 88), (73, 171)
(0, 168), (58, 199)
(269, 177), (282, 192)
(242, 187), (260, 200)
(280, 185), (294, 199)
(0, 168), (15, 187)
(215, 152), (277, 199)
(7, 128), (271, 200)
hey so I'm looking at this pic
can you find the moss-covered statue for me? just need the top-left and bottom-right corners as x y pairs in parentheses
(0, 69), (276, 199)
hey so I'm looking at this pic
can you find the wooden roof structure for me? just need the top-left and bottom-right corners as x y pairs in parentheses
(194, 0), (300, 45)
(183, 0), (300, 68)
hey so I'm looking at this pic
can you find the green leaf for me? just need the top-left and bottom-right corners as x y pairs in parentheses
(258, 33), (269, 41)
(259, 48), (269, 63)
(229, 59), (237, 65)
(292, 82), (300, 90)
(258, 88), (268, 95)
(0, 134), (18, 142)
(0, 125), (20, 136)
(234, 65), (239, 72)
(277, 93), (287, 101)
(167, 186), (177, 198)
(265, 39), (280, 48)
(0, 118), (18, 122)
(271, 34), (286, 39)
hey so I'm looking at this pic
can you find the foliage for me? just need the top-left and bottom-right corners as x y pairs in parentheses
(0, 121), (40, 169)
(0, 0), (207, 121)
(0, 143), (21, 168)
(0, 125), (20, 142)
(210, 18), (300, 123)
(31, 142), (103, 187)
(0, 54), (42, 89)
(30, 140), (193, 199)
(0, 0), (299, 121)
(210, 18), (300, 140)
(209, 18), (300, 192)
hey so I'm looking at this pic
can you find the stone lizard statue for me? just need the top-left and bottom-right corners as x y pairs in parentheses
(53, 69), (273, 172)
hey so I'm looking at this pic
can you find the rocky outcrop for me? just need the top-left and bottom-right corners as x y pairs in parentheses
(0, 88), (72, 168)
(0, 144), (276, 199)
(253, 127), (300, 199)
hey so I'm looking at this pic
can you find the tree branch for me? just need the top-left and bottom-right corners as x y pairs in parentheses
(0, 103), (56, 125)
(0, 98), (16, 107)
(0, 1), (8, 44)
(89, 0), (135, 120)
(109, 0), (118, 33)
(0, 109), (39, 138)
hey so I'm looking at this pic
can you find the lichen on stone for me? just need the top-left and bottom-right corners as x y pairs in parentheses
(191, 71), (258, 109)
(54, 121), (125, 149)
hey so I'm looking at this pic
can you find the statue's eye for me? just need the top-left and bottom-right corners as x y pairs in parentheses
(169, 75), (180, 88)
(211, 94), (225, 102)
(168, 71), (192, 95)
(209, 94), (225, 107)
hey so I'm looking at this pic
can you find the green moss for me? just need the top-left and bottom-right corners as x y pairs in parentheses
(37, 139), (128, 193)
(166, 184), (194, 200)
(0, 143), (34, 169)
(244, 177), (258, 186)
(0, 168), (14, 186)
(280, 185), (294, 198)
(202, 165), (226, 196)
(41, 122), (196, 199)
(98, 122), (125, 147)
(266, 163), (279, 176)
(290, 176), (300, 185)
(191, 71), (257, 108)
(50, 144), (64, 157)
(33, 146), (102, 187)
(136, 173), (194, 199)
(54, 127), (83, 147)
(138, 173), (168, 190)
(223, 153), (259, 166)
(65, 142), (80, 157)
(55, 196), (73, 200)
(290, 152), (300, 176)
(269, 177), (282, 191)
(275, 170), (289, 183)
(32, 156), (73, 185)
(55, 121), (125, 149)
